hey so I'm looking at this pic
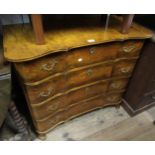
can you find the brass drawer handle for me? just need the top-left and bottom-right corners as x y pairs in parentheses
(120, 67), (131, 73)
(47, 102), (59, 111)
(110, 82), (121, 89)
(89, 47), (96, 54)
(86, 69), (93, 76)
(39, 88), (54, 97)
(41, 59), (58, 71)
(122, 45), (136, 53)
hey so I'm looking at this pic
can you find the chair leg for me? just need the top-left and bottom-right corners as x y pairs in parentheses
(31, 14), (45, 45)
(121, 14), (135, 34)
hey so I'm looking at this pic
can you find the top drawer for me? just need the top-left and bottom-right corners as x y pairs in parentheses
(15, 40), (143, 83)
(118, 40), (144, 58)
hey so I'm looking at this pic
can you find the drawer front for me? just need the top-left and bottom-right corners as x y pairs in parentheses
(35, 93), (123, 133)
(26, 75), (67, 104)
(31, 80), (109, 120)
(15, 52), (67, 83)
(66, 63), (112, 89)
(108, 78), (129, 91)
(118, 40), (144, 58)
(66, 43), (120, 69)
(15, 42), (120, 83)
(112, 59), (137, 76)
(15, 40), (143, 83)
(26, 63), (113, 104)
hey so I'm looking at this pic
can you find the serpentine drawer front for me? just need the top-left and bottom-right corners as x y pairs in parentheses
(30, 78), (128, 120)
(34, 92), (123, 133)
(14, 40), (143, 83)
(4, 16), (152, 136)
(14, 40), (145, 134)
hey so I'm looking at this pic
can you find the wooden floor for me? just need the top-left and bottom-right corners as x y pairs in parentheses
(35, 105), (155, 141)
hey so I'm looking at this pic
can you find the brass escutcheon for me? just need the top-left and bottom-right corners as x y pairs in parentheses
(47, 102), (59, 111)
(120, 67), (131, 73)
(122, 45), (136, 53)
(89, 47), (96, 54)
(39, 88), (54, 97)
(111, 82), (121, 89)
(86, 69), (93, 76)
(41, 59), (58, 71)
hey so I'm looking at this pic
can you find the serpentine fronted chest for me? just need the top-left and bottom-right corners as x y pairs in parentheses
(3, 16), (152, 135)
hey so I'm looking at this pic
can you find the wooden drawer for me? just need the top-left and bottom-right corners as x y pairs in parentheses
(31, 80), (109, 120)
(108, 78), (129, 91)
(118, 40), (144, 58)
(25, 62), (113, 104)
(14, 42), (120, 83)
(34, 92), (123, 133)
(112, 59), (137, 76)
(66, 43), (119, 69)
(14, 52), (67, 83)
(15, 40), (142, 83)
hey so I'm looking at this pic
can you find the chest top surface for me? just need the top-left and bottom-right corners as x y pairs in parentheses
(3, 16), (152, 62)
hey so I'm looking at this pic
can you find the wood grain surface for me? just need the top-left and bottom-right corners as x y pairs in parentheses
(3, 16), (152, 62)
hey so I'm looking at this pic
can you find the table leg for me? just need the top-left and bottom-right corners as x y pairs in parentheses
(31, 14), (45, 45)
(121, 14), (135, 34)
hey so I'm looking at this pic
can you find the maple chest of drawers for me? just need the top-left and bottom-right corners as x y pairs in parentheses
(3, 16), (152, 136)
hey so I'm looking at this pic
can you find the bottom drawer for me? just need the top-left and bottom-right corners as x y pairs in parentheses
(35, 92), (123, 133)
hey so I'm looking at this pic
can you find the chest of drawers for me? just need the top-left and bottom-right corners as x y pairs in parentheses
(3, 16), (152, 136)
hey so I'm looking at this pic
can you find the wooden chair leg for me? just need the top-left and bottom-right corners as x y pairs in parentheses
(31, 14), (45, 45)
(121, 14), (135, 34)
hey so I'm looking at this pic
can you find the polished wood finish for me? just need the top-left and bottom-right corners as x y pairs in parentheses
(23, 58), (136, 105)
(15, 42), (119, 83)
(35, 92), (123, 133)
(14, 40), (143, 83)
(3, 16), (152, 62)
(16, 46), (143, 134)
(31, 15), (45, 45)
(4, 16), (152, 135)
(30, 78), (128, 120)
(25, 63), (112, 104)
